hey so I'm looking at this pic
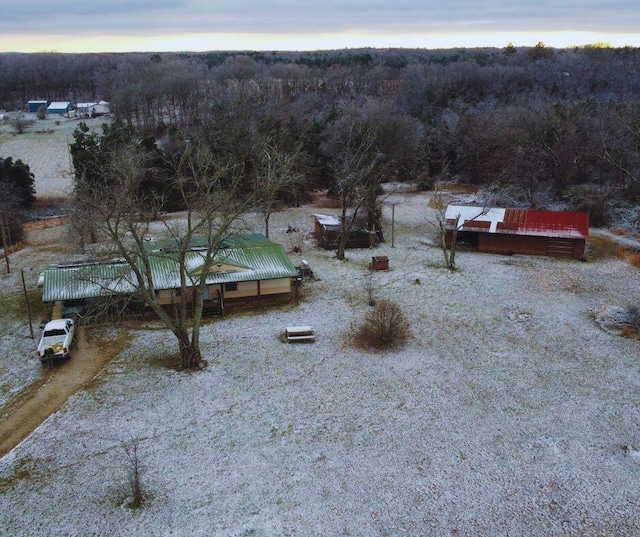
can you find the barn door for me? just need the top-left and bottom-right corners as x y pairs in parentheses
(547, 238), (575, 258)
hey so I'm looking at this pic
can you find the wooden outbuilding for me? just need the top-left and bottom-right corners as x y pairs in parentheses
(313, 213), (381, 250)
(444, 205), (589, 259)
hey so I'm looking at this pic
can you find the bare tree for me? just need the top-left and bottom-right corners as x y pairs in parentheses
(9, 116), (34, 135)
(322, 104), (385, 261)
(599, 106), (640, 194)
(253, 140), (306, 238)
(121, 436), (145, 509)
(330, 125), (381, 260)
(429, 176), (488, 271)
(80, 144), (250, 369)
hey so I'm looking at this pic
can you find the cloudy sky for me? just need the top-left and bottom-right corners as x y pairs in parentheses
(2, 1), (639, 53)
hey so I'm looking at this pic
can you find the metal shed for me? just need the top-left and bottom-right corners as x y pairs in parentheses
(47, 101), (74, 115)
(444, 205), (589, 259)
(28, 100), (48, 113)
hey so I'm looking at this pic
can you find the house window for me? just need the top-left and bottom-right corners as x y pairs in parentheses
(224, 282), (238, 292)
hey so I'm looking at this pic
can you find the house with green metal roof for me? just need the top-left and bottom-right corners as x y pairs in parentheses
(40, 234), (300, 317)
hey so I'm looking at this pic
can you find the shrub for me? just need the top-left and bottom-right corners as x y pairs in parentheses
(353, 299), (412, 350)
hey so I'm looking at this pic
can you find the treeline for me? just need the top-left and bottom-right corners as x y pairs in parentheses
(2, 45), (640, 228)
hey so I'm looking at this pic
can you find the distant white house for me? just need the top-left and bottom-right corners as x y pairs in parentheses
(47, 101), (74, 116)
(76, 100), (110, 117)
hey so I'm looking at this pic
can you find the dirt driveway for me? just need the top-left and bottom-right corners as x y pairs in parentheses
(0, 326), (121, 458)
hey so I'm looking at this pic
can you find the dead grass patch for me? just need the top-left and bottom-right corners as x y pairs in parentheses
(311, 190), (342, 209)
(617, 248), (640, 268)
(586, 235), (619, 261)
(620, 325), (640, 340)
(24, 216), (68, 232)
(442, 182), (479, 195)
(428, 197), (446, 210)
(0, 456), (34, 493)
(611, 228), (629, 236)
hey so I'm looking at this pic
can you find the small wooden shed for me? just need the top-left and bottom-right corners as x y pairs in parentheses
(313, 213), (380, 250)
(444, 205), (589, 259)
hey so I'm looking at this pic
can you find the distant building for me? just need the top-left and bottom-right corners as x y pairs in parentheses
(47, 101), (74, 116)
(27, 100), (48, 113)
(444, 205), (589, 259)
(76, 101), (110, 117)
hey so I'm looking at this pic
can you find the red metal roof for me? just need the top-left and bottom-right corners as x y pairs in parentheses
(521, 209), (589, 239)
(445, 205), (589, 239)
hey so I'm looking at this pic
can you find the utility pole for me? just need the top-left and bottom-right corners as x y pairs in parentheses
(391, 203), (396, 248)
(21, 268), (34, 339)
(0, 213), (10, 274)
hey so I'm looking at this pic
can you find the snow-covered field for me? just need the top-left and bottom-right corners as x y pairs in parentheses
(0, 114), (106, 198)
(1, 191), (640, 536)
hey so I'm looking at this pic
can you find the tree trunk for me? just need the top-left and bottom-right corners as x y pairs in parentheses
(180, 344), (203, 370)
(449, 228), (457, 270)
(447, 215), (460, 271)
(337, 207), (350, 261)
(176, 328), (202, 370)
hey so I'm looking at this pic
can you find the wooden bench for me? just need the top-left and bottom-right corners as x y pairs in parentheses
(286, 326), (315, 343)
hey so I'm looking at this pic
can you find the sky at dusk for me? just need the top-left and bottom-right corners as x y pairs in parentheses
(1, 1), (640, 53)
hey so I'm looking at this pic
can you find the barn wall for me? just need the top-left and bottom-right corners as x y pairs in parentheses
(478, 234), (585, 259)
(573, 240), (586, 259)
(479, 234), (548, 256)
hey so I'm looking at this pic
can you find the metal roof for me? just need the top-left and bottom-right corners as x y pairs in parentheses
(314, 213), (342, 228)
(47, 101), (72, 109)
(41, 261), (136, 302)
(445, 205), (589, 239)
(41, 234), (298, 303)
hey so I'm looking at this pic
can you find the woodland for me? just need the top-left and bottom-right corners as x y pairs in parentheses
(1, 44), (640, 232)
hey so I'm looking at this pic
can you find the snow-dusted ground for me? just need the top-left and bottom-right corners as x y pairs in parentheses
(0, 114), (107, 198)
(1, 193), (640, 536)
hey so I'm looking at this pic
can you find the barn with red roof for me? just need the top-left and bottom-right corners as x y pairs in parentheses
(444, 206), (589, 259)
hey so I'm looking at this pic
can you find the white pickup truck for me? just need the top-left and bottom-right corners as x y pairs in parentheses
(37, 318), (75, 364)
